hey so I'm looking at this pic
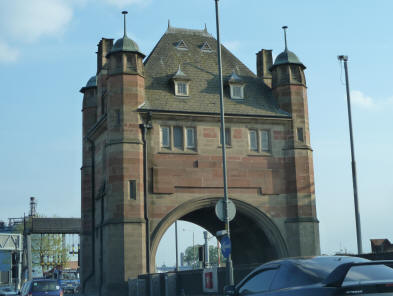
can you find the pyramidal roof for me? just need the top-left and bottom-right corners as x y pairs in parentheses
(141, 26), (289, 117)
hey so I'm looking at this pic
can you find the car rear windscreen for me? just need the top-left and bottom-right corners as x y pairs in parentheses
(32, 281), (60, 292)
(344, 264), (393, 283)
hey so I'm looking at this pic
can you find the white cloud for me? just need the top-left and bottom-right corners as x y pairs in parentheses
(0, 0), (73, 63)
(350, 90), (376, 109)
(103, 0), (150, 8)
(223, 40), (241, 53)
(0, 0), (72, 42)
(0, 41), (20, 63)
(350, 90), (393, 110)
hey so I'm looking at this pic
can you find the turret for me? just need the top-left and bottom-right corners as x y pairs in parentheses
(106, 11), (145, 77)
(80, 76), (97, 136)
(270, 26), (309, 147)
(99, 11), (147, 294)
(270, 26), (306, 91)
(270, 26), (319, 257)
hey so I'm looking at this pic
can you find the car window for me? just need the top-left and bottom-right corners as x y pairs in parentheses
(270, 263), (321, 290)
(31, 281), (60, 292)
(22, 281), (31, 295)
(238, 269), (278, 295)
(344, 264), (393, 283)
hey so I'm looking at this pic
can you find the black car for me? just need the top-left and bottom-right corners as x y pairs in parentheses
(224, 256), (393, 296)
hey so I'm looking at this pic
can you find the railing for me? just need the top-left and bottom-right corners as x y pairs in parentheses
(128, 264), (260, 296)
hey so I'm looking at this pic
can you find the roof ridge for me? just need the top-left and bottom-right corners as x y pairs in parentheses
(166, 26), (212, 37)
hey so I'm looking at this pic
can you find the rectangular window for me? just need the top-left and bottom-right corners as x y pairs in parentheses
(186, 127), (196, 149)
(173, 126), (183, 149)
(176, 82), (188, 96)
(249, 130), (258, 151)
(297, 127), (304, 142)
(220, 128), (231, 146)
(129, 180), (136, 200)
(261, 130), (270, 152)
(230, 85), (244, 99)
(161, 126), (170, 148)
(233, 86), (242, 97)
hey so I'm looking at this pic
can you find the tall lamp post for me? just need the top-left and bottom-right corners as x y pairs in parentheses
(214, 0), (234, 285)
(183, 228), (195, 268)
(338, 55), (363, 254)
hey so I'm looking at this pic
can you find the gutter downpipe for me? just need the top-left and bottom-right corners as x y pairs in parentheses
(99, 185), (104, 296)
(140, 119), (152, 274)
(83, 137), (96, 294)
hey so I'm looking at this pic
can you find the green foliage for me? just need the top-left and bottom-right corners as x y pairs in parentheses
(14, 216), (69, 271)
(183, 245), (221, 267)
(183, 245), (198, 267)
(31, 234), (69, 271)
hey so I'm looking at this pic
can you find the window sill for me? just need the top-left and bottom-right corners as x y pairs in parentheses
(174, 94), (190, 98)
(158, 150), (198, 155)
(247, 151), (272, 157)
(217, 145), (232, 149)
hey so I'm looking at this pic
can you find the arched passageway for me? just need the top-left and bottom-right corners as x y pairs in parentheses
(150, 197), (288, 270)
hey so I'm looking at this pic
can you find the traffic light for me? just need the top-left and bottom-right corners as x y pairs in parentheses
(198, 246), (204, 262)
(77, 244), (80, 267)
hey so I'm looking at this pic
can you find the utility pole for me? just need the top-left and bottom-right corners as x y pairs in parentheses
(338, 55), (363, 254)
(214, 0), (234, 285)
(203, 231), (209, 268)
(175, 221), (179, 271)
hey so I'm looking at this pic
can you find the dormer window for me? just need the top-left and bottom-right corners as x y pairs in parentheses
(228, 70), (245, 99)
(230, 85), (244, 99)
(201, 41), (213, 52)
(176, 40), (188, 50)
(175, 81), (188, 96)
(172, 65), (191, 97)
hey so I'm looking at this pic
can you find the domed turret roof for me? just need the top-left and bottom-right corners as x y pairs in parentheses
(110, 34), (141, 54)
(108, 11), (144, 57)
(79, 75), (97, 93)
(85, 76), (97, 88)
(273, 50), (304, 67)
(270, 26), (306, 70)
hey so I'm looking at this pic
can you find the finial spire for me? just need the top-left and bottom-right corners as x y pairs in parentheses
(122, 11), (128, 37)
(282, 26), (288, 51)
(204, 23), (207, 32)
(168, 19), (171, 29)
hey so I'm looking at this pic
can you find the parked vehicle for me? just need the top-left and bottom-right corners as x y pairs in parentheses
(224, 256), (393, 296)
(0, 286), (18, 296)
(19, 279), (63, 296)
(51, 269), (79, 294)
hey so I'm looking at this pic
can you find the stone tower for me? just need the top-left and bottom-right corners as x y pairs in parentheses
(80, 12), (147, 296)
(269, 27), (319, 256)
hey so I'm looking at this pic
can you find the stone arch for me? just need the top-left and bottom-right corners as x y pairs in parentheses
(150, 196), (288, 270)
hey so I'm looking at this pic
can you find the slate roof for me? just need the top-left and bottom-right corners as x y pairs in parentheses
(140, 26), (289, 118)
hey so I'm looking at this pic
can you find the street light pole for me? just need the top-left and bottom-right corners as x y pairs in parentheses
(214, 0), (234, 286)
(338, 55), (363, 254)
(175, 221), (179, 271)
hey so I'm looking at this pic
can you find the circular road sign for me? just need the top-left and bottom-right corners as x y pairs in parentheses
(220, 236), (232, 258)
(215, 199), (236, 222)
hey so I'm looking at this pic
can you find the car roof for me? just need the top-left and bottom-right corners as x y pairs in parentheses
(32, 279), (59, 282)
(236, 256), (370, 288)
(247, 256), (369, 278)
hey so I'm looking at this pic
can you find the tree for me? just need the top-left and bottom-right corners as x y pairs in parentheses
(14, 216), (69, 272)
(183, 245), (221, 267)
(31, 234), (68, 272)
(183, 245), (198, 267)
(208, 245), (220, 266)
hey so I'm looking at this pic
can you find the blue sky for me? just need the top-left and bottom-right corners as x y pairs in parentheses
(1, 0), (392, 266)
